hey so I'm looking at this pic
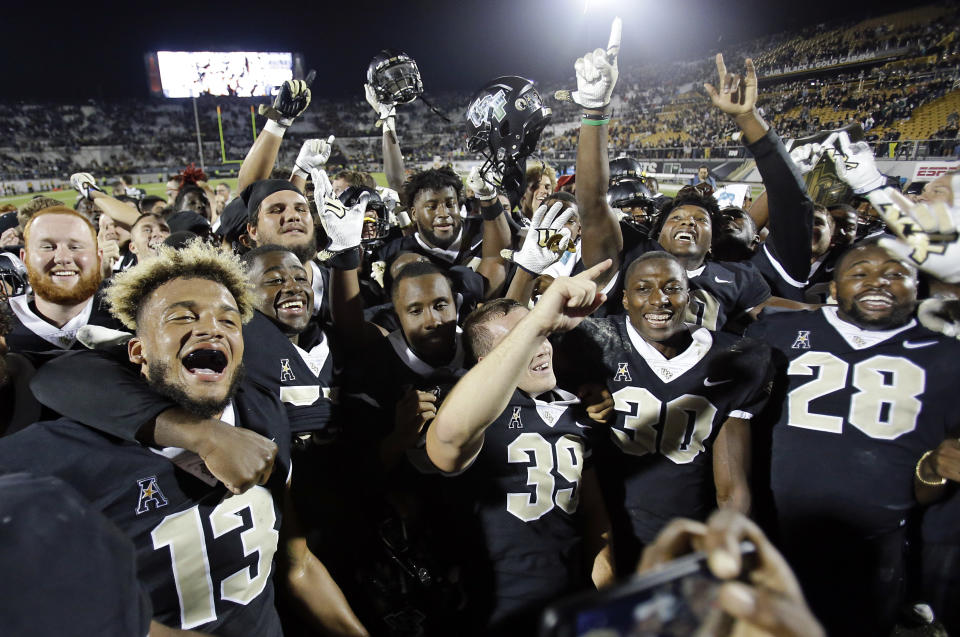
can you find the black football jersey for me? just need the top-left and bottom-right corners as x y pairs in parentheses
(443, 389), (593, 624)
(377, 218), (484, 270)
(745, 308), (960, 537)
(603, 239), (771, 331)
(5, 291), (125, 368)
(567, 317), (769, 543)
(243, 311), (338, 437)
(0, 383), (292, 636)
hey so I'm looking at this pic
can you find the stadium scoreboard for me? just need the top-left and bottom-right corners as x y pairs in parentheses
(144, 51), (303, 98)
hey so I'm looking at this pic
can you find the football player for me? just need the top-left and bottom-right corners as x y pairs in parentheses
(0, 241), (367, 635)
(558, 251), (769, 574)
(5, 206), (124, 368)
(427, 261), (614, 634)
(128, 213), (171, 264)
(571, 31), (774, 331)
(744, 240), (960, 635)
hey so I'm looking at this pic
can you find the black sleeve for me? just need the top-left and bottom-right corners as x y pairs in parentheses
(29, 350), (173, 442)
(746, 128), (814, 284)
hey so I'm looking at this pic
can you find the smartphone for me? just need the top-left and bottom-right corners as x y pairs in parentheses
(539, 541), (756, 637)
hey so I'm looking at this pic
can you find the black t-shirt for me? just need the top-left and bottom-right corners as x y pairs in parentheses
(0, 383), (292, 636)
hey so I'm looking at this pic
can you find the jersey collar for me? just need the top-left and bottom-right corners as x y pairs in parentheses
(821, 306), (916, 350)
(387, 327), (465, 377)
(624, 317), (713, 383)
(414, 229), (462, 263)
(8, 294), (95, 350)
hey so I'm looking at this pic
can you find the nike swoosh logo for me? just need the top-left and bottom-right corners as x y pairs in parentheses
(703, 378), (732, 386)
(903, 340), (938, 349)
(714, 276), (732, 284)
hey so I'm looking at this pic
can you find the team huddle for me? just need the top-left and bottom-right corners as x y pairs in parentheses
(3, 17), (960, 637)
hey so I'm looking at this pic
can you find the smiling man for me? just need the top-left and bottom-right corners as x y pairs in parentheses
(744, 239), (960, 636)
(0, 241), (367, 636)
(6, 206), (123, 367)
(560, 251), (771, 574)
(128, 213), (171, 265)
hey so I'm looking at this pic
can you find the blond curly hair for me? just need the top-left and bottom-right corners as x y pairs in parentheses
(105, 240), (254, 331)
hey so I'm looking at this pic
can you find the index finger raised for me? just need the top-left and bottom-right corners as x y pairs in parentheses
(606, 17), (622, 60)
(575, 258), (612, 282)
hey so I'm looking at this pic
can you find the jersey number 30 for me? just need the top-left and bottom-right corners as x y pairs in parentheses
(151, 487), (279, 629)
(787, 352), (924, 439)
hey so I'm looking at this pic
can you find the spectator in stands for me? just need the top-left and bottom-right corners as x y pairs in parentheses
(689, 164), (716, 188)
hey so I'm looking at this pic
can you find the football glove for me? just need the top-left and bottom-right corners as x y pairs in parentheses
(466, 166), (498, 201)
(70, 172), (101, 199)
(501, 201), (575, 274)
(788, 132), (837, 176)
(918, 297), (960, 339)
(314, 171), (369, 253)
(292, 136), (335, 180)
(377, 186), (400, 214)
(571, 17), (621, 109)
(830, 131), (886, 194)
(258, 70), (315, 128)
(871, 176), (960, 283)
(365, 83), (397, 134)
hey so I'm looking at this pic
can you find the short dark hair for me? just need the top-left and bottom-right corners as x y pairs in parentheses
(463, 298), (523, 363)
(543, 191), (576, 207)
(174, 184), (208, 213)
(131, 213), (166, 233)
(401, 168), (464, 208)
(652, 191), (719, 239)
(624, 251), (688, 287)
(140, 195), (166, 213)
(390, 260), (452, 306)
(240, 244), (298, 267)
(832, 236), (915, 283)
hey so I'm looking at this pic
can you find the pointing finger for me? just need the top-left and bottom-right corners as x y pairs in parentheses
(304, 69), (317, 86)
(715, 53), (727, 84)
(606, 17), (622, 61)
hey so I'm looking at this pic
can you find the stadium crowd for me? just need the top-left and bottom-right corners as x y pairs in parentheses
(5, 5), (960, 637)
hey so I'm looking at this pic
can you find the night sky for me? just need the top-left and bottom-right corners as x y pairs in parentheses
(1, 0), (913, 100)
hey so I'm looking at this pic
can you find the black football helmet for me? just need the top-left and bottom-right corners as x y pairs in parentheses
(465, 76), (552, 188)
(608, 178), (659, 233)
(340, 186), (389, 244)
(0, 252), (28, 300)
(366, 50), (424, 105)
(609, 157), (644, 183)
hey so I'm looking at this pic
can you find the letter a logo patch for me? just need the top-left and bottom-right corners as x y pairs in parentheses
(791, 331), (811, 349)
(614, 362), (632, 382)
(135, 476), (168, 514)
(280, 358), (296, 382)
(508, 407), (523, 429)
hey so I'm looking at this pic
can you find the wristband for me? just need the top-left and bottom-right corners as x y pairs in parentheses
(916, 450), (947, 486)
(582, 117), (610, 126)
(480, 200), (504, 221)
(326, 247), (361, 270)
(264, 119), (287, 137)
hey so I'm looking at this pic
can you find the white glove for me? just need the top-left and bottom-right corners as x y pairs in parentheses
(830, 131), (886, 194)
(365, 83), (396, 134)
(309, 167), (334, 203)
(467, 166), (498, 201)
(871, 176), (960, 282)
(315, 180), (369, 252)
(501, 202), (575, 274)
(77, 325), (132, 350)
(292, 136), (335, 179)
(918, 297), (960, 339)
(70, 172), (100, 199)
(376, 186), (400, 214)
(571, 17), (621, 109)
(788, 132), (837, 176)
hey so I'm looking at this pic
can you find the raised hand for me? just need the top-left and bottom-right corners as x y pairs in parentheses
(788, 132), (838, 175)
(292, 136), (336, 179)
(315, 179), (369, 253)
(704, 54), (758, 117)
(258, 70), (315, 127)
(466, 166), (498, 201)
(873, 176), (960, 282)
(364, 82), (397, 133)
(501, 201), (575, 274)
(529, 259), (610, 334)
(571, 17), (621, 109)
(828, 130), (886, 194)
(70, 172), (101, 199)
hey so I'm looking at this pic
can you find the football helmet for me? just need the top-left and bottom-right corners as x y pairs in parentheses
(608, 178), (659, 234)
(366, 50), (424, 105)
(609, 156), (644, 183)
(340, 186), (389, 244)
(465, 76), (552, 187)
(0, 252), (28, 299)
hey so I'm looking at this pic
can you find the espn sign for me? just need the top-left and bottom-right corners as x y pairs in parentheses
(912, 162), (959, 181)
